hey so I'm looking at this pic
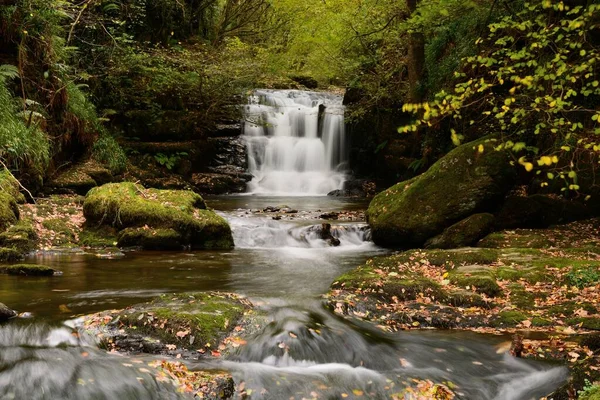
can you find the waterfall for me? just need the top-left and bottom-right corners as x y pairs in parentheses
(243, 90), (348, 195)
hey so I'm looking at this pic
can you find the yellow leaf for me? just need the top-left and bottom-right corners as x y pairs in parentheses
(478, 144), (484, 153)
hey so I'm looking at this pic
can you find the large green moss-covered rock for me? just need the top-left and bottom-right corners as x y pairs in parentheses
(83, 182), (233, 249)
(425, 213), (495, 249)
(367, 138), (515, 248)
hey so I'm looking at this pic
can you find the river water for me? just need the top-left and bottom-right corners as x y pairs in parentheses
(0, 196), (567, 399)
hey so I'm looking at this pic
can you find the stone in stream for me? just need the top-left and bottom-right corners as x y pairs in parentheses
(81, 292), (253, 356)
(83, 182), (233, 250)
(0, 302), (17, 321)
(0, 264), (58, 276)
(367, 137), (515, 248)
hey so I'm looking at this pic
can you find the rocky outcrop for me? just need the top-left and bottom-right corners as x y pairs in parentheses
(425, 213), (495, 249)
(367, 138), (515, 248)
(83, 182), (233, 250)
(327, 179), (377, 197)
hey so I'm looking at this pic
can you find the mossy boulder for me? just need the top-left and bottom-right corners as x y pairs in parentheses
(0, 302), (17, 321)
(0, 264), (57, 276)
(117, 227), (183, 250)
(0, 220), (37, 253)
(367, 138), (515, 248)
(425, 213), (495, 249)
(83, 182), (233, 250)
(0, 192), (19, 231)
(83, 292), (251, 354)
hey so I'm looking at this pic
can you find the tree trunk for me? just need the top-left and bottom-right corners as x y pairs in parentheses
(406, 0), (425, 103)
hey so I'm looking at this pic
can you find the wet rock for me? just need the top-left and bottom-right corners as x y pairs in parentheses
(367, 138), (515, 248)
(0, 303), (17, 321)
(327, 179), (377, 197)
(425, 213), (495, 249)
(212, 123), (242, 137)
(83, 182), (233, 250)
(289, 75), (318, 89)
(82, 292), (251, 356)
(319, 212), (338, 220)
(263, 206), (280, 213)
(207, 136), (247, 170)
(191, 173), (246, 195)
(320, 223), (341, 247)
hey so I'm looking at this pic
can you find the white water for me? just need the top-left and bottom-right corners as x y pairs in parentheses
(243, 90), (348, 196)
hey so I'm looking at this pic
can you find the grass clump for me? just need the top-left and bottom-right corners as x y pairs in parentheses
(0, 72), (49, 173)
(92, 135), (128, 175)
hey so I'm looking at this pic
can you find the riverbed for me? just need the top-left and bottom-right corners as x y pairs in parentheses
(0, 196), (567, 399)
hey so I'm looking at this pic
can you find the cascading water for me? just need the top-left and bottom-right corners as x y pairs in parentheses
(243, 90), (348, 195)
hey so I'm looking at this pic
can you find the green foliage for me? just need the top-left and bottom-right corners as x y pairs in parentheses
(154, 152), (187, 170)
(579, 380), (600, 400)
(92, 135), (127, 174)
(0, 67), (49, 172)
(401, 1), (600, 193)
(566, 266), (600, 289)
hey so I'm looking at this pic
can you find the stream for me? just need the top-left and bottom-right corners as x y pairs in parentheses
(0, 91), (568, 398)
(0, 196), (567, 399)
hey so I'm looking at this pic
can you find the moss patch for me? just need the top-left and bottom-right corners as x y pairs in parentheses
(79, 225), (118, 248)
(327, 242), (600, 331)
(0, 168), (25, 203)
(117, 227), (183, 250)
(83, 182), (232, 250)
(0, 264), (57, 276)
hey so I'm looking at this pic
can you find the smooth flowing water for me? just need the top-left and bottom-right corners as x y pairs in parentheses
(0, 196), (567, 399)
(243, 90), (348, 195)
